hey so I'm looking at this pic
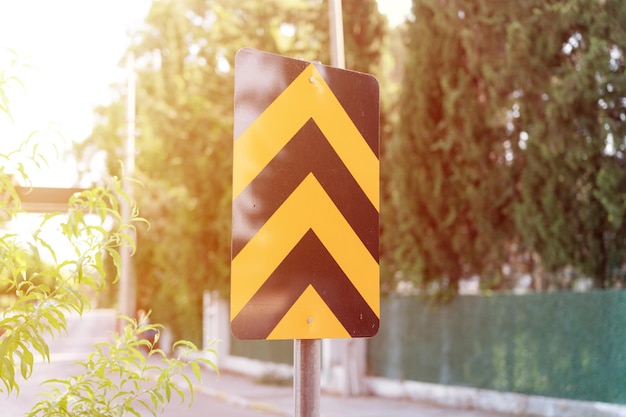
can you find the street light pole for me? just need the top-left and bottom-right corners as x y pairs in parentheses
(119, 50), (136, 324)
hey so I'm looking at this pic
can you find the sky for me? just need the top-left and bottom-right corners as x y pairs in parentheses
(0, 0), (410, 187)
(0, 0), (151, 186)
(377, 0), (412, 27)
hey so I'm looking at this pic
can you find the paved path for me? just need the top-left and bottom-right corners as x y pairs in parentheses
(188, 366), (520, 417)
(3, 309), (530, 416)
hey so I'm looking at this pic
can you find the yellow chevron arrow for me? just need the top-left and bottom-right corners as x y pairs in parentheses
(232, 63), (379, 211)
(267, 285), (351, 339)
(231, 173), (379, 319)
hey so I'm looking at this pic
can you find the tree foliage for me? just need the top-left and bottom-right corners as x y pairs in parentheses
(342, 0), (387, 75)
(29, 315), (215, 417)
(77, 0), (626, 301)
(385, 0), (517, 296)
(508, 0), (626, 287)
(0, 50), (215, 415)
(79, 0), (388, 342)
(385, 0), (626, 294)
(0, 173), (137, 394)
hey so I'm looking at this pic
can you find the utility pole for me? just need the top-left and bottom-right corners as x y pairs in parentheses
(119, 50), (136, 324)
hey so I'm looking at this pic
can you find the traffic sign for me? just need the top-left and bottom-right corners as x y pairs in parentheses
(231, 48), (379, 340)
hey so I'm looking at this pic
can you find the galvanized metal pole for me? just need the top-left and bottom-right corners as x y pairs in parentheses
(294, 3), (344, 416)
(294, 339), (321, 417)
(328, 0), (345, 69)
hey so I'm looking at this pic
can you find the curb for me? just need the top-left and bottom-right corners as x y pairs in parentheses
(367, 377), (626, 417)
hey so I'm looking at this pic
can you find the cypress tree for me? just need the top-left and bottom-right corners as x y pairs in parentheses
(510, 0), (626, 288)
(386, 0), (517, 296)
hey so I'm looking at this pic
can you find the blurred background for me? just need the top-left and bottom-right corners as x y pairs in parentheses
(1, 0), (625, 406)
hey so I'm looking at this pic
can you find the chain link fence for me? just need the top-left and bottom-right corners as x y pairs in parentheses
(368, 291), (626, 404)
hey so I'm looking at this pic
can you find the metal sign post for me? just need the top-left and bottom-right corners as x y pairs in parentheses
(328, 0), (345, 70)
(294, 339), (321, 417)
(231, 7), (379, 417)
(294, 2), (343, 415)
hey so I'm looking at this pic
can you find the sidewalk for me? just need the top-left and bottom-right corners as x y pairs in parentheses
(192, 367), (524, 417)
(186, 357), (626, 417)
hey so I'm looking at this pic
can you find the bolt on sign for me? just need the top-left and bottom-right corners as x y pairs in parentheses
(231, 48), (379, 340)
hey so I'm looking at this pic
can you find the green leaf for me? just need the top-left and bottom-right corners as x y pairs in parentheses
(180, 374), (194, 404)
(164, 381), (172, 402)
(190, 361), (201, 382)
(19, 346), (33, 379)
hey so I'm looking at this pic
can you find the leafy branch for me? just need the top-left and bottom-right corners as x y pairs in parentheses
(28, 315), (217, 417)
(1, 48), (218, 416)
(0, 176), (145, 394)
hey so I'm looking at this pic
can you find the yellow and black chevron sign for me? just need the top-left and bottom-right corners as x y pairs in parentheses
(231, 48), (379, 340)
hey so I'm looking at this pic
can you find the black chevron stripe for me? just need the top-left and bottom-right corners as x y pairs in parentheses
(231, 118), (379, 261)
(315, 65), (379, 157)
(234, 49), (308, 139)
(234, 49), (379, 158)
(230, 230), (379, 340)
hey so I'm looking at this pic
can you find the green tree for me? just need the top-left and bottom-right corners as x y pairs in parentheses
(385, 0), (517, 296)
(342, 0), (387, 75)
(80, 0), (391, 341)
(0, 50), (214, 415)
(386, 0), (626, 294)
(80, 0), (331, 343)
(508, 0), (626, 288)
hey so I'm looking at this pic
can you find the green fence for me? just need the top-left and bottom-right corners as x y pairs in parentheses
(368, 291), (626, 404)
(228, 291), (625, 403)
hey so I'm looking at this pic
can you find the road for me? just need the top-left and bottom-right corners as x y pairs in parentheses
(3, 309), (269, 417)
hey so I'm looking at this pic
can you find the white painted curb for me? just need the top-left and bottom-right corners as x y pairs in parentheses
(366, 377), (626, 417)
